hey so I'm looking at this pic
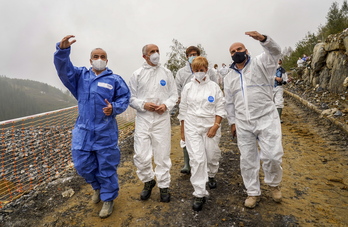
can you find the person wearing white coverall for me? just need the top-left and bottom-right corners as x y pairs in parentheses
(129, 44), (178, 203)
(175, 46), (218, 175)
(224, 31), (284, 209)
(273, 59), (288, 123)
(53, 35), (130, 218)
(219, 63), (230, 78)
(176, 46), (218, 96)
(178, 56), (226, 211)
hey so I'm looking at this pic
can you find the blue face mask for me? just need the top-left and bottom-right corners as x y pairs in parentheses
(188, 56), (196, 64)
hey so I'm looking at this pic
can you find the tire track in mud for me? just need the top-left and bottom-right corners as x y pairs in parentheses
(276, 97), (348, 226)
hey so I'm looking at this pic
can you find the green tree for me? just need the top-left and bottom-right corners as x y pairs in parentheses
(283, 32), (318, 70)
(319, 0), (348, 39)
(0, 76), (77, 121)
(283, 1), (348, 70)
(165, 39), (186, 77)
(196, 44), (207, 57)
(165, 39), (208, 77)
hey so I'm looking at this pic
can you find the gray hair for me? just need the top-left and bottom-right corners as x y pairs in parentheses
(142, 45), (148, 55)
(90, 48), (107, 58)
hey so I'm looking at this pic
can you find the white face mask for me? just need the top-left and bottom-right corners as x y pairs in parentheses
(149, 52), (160, 65)
(91, 59), (107, 71)
(194, 72), (206, 82)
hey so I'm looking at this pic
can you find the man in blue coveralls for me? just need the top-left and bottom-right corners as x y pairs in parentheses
(54, 35), (130, 218)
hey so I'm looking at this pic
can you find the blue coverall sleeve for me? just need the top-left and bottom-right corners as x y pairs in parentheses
(111, 76), (131, 117)
(53, 42), (81, 99)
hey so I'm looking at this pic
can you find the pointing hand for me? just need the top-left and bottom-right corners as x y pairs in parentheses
(245, 31), (266, 41)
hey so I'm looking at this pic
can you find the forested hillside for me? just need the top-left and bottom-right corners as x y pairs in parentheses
(0, 76), (77, 121)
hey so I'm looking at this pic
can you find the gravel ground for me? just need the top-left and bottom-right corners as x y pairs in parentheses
(1, 81), (348, 227)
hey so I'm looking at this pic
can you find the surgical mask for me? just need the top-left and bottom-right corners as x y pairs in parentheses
(150, 52), (160, 65)
(232, 51), (247, 64)
(91, 59), (107, 71)
(194, 72), (206, 82)
(188, 56), (196, 64)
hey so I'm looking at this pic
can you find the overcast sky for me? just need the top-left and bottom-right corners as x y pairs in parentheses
(0, 0), (345, 90)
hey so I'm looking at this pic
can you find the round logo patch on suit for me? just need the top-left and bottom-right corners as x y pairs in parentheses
(160, 80), (166, 86)
(208, 96), (214, 102)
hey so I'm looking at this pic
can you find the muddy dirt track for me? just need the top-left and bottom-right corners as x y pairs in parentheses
(1, 94), (348, 227)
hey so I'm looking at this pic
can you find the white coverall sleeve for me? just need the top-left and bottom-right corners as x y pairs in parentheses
(177, 85), (188, 122)
(258, 36), (282, 76)
(224, 75), (236, 125)
(163, 70), (178, 111)
(207, 68), (218, 84)
(215, 87), (227, 118)
(283, 72), (288, 83)
(129, 71), (146, 112)
(175, 69), (184, 97)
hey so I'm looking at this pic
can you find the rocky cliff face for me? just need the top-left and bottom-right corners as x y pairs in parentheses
(295, 29), (348, 94)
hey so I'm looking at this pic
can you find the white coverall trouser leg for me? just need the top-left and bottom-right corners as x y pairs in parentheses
(236, 109), (283, 196)
(273, 86), (284, 109)
(185, 116), (222, 198)
(133, 113), (172, 188)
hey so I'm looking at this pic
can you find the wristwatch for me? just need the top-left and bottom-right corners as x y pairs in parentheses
(261, 35), (267, 42)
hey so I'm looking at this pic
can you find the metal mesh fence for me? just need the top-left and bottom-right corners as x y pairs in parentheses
(0, 106), (135, 208)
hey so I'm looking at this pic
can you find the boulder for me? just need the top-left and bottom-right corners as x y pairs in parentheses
(299, 30), (348, 94)
(311, 43), (327, 73)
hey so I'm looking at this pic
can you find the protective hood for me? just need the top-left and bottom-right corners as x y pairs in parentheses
(143, 61), (161, 69)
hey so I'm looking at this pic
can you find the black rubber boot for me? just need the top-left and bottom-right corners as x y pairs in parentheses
(277, 108), (283, 123)
(140, 179), (156, 200)
(208, 177), (217, 189)
(180, 147), (191, 174)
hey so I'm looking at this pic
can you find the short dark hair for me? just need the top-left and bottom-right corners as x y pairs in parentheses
(185, 46), (200, 57)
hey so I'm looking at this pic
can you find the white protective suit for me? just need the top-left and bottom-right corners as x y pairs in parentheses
(273, 68), (288, 109)
(178, 76), (226, 197)
(224, 36), (283, 196)
(296, 58), (304, 67)
(129, 62), (178, 188)
(213, 67), (223, 88)
(219, 65), (230, 78)
(175, 62), (218, 97)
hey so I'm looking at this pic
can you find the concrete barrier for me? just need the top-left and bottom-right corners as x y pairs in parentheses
(284, 90), (348, 135)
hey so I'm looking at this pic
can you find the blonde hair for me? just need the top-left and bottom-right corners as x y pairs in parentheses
(191, 56), (208, 71)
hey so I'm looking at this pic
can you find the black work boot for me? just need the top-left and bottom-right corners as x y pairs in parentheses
(180, 147), (191, 174)
(140, 179), (156, 200)
(192, 197), (206, 211)
(159, 188), (171, 203)
(208, 177), (217, 189)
